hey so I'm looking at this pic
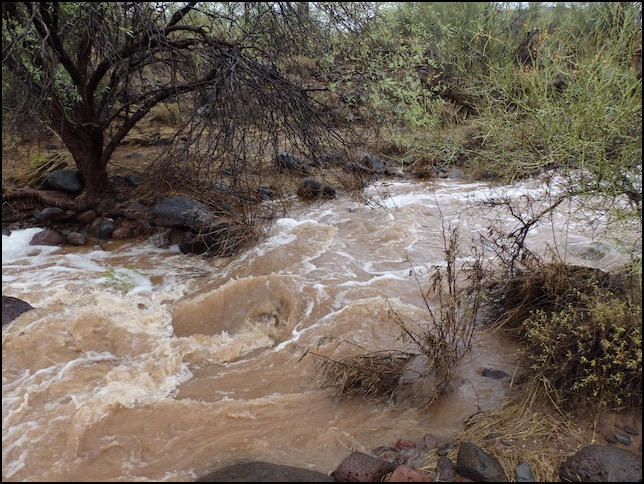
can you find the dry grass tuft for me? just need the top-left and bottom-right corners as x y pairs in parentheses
(421, 380), (587, 482)
(12, 152), (69, 187)
(300, 340), (416, 401)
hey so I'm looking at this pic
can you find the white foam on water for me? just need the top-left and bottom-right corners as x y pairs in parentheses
(2, 174), (640, 482)
(2, 228), (49, 261)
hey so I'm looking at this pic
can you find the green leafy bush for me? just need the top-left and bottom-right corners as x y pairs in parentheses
(489, 258), (642, 410)
(522, 286), (641, 409)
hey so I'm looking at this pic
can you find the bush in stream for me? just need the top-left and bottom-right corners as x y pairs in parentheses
(486, 251), (642, 411)
(300, 224), (485, 407)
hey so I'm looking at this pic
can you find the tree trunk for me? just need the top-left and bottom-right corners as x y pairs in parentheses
(60, 121), (115, 212)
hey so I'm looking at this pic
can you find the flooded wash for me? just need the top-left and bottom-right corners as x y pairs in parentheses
(2, 178), (632, 481)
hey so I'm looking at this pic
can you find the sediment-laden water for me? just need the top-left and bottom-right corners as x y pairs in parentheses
(2, 177), (633, 481)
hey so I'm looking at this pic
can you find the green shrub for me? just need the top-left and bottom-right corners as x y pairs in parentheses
(489, 258), (642, 410)
(521, 286), (641, 409)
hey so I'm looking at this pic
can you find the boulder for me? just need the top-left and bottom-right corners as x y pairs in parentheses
(2, 296), (34, 326)
(30, 228), (66, 246)
(297, 178), (336, 201)
(42, 169), (84, 195)
(195, 461), (333, 482)
(558, 444), (642, 482)
(331, 451), (397, 482)
(275, 151), (311, 174)
(456, 441), (508, 482)
(148, 196), (217, 232)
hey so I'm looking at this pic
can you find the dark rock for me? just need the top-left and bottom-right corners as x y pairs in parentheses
(482, 368), (509, 380)
(423, 433), (447, 451)
(436, 456), (457, 482)
(275, 152), (311, 174)
(361, 154), (387, 174)
(38, 207), (69, 223)
(124, 173), (142, 186)
(549, 77), (568, 94)
(66, 231), (87, 246)
(195, 461), (333, 482)
(486, 432), (504, 440)
(257, 186), (273, 201)
(456, 441), (508, 481)
(559, 445), (642, 482)
(515, 461), (536, 482)
(118, 201), (149, 220)
(42, 169), (84, 195)
(2, 296), (34, 326)
(148, 196), (216, 232)
(436, 442), (453, 456)
(94, 218), (116, 239)
(623, 425), (639, 436)
(604, 433), (619, 444)
(76, 210), (97, 224)
(614, 429), (632, 446)
(213, 182), (230, 192)
(331, 452), (397, 482)
(30, 228), (66, 246)
(297, 179), (336, 201)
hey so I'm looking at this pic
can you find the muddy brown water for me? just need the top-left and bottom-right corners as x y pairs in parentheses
(2, 177), (633, 481)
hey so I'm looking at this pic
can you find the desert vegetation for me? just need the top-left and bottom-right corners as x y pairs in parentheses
(2, 2), (642, 480)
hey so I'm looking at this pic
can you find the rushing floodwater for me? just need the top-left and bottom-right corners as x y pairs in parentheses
(2, 177), (636, 481)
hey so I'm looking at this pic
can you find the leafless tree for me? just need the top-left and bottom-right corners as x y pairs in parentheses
(2, 2), (367, 213)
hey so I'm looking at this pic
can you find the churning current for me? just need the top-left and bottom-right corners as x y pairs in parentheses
(2, 177), (631, 481)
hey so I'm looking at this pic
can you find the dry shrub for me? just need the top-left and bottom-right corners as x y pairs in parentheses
(147, 102), (181, 127)
(300, 225), (484, 406)
(489, 256), (642, 410)
(12, 152), (69, 187)
(302, 341), (415, 400)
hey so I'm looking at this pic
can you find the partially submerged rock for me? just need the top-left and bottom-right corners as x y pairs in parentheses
(2, 295), (34, 327)
(195, 461), (333, 482)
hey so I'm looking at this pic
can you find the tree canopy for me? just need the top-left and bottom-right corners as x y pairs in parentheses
(2, 2), (361, 210)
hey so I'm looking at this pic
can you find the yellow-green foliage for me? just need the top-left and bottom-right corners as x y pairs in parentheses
(520, 285), (641, 409)
(148, 102), (180, 126)
(14, 152), (68, 186)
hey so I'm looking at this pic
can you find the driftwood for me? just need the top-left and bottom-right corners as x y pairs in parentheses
(3, 187), (81, 211)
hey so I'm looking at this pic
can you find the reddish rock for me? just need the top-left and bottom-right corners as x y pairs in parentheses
(396, 439), (417, 449)
(76, 209), (97, 224)
(423, 434), (448, 451)
(30, 228), (66, 246)
(112, 226), (134, 239)
(331, 452), (397, 482)
(388, 465), (432, 482)
(119, 219), (140, 229)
